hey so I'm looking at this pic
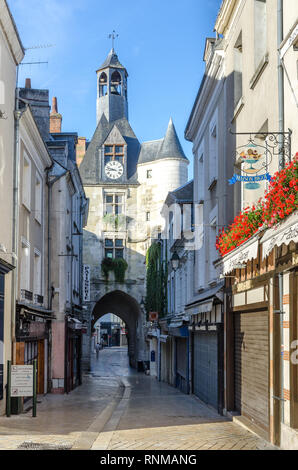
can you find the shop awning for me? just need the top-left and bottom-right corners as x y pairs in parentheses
(18, 303), (55, 320)
(68, 317), (83, 330)
(185, 282), (224, 316)
(261, 211), (298, 259)
(223, 237), (259, 274)
(186, 300), (213, 316)
(160, 335), (168, 343)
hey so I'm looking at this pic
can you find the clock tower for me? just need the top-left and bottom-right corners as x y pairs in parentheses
(96, 48), (128, 125)
(79, 48), (189, 371)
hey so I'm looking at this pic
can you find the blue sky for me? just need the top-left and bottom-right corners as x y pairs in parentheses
(9, 0), (222, 179)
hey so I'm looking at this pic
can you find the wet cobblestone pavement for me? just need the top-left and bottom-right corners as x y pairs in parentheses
(0, 347), (274, 450)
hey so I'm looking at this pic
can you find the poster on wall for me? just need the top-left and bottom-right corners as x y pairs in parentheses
(83, 265), (90, 302)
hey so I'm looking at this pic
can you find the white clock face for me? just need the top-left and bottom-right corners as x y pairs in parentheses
(105, 160), (124, 180)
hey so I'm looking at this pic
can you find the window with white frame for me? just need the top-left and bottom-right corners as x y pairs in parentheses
(20, 238), (30, 292)
(104, 193), (124, 215)
(104, 238), (124, 259)
(209, 120), (218, 186)
(34, 173), (42, 224)
(208, 215), (217, 282)
(22, 153), (31, 210)
(254, 0), (267, 69)
(234, 31), (243, 107)
(197, 144), (204, 203)
(33, 249), (42, 297)
(171, 276), (175, 314)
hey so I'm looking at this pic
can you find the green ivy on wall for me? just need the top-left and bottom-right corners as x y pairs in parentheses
(145, 241), (167, 318)
(101, 257), (128, 283)
(103, 214), (126, 231)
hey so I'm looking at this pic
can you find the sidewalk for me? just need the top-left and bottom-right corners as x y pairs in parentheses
(0, 348), (275, 450)
(0, 349), (125, 450)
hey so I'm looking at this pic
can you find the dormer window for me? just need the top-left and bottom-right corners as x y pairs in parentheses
(104, 144), (124, 165)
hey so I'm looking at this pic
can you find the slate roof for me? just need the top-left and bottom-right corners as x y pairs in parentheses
(79, 114), (140, 184)
(138, 118), (188, 165)
(165, 180), (194, 206)
(97, 48), (126, 72)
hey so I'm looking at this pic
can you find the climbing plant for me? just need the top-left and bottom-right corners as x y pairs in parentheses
(113, 258), (128, 283)
(103, 214), (126, 231)
(101, 257), (128, 283)
(145, 242), (167, 318)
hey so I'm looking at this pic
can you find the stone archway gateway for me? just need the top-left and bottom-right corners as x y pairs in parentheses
(91, 290), (143, 368)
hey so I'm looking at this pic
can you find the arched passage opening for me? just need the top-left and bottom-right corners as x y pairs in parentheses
(91, 290), (142, 368)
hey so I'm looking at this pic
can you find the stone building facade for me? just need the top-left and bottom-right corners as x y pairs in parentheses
(0, 0), (24, 415)
(79, 49), (188, 369)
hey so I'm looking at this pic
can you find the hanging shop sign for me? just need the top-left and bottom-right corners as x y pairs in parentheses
(83, 265), (90, 302)
(229, 173), (271, 185)
(232, 140), (272, 190)
(149, 312), (158, 322)
(228, 130), (292, 190)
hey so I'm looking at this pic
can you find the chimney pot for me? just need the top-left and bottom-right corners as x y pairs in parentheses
(50, 96), (62, 133)
(25, 78), (31, 89)
(51, 97), (58, 114)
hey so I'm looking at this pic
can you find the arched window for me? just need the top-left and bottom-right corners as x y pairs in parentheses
(99, 72), (107, 97)
(111, 71), (122, 95)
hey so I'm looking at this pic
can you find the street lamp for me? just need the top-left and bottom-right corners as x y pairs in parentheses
(171, 251), (180, 272)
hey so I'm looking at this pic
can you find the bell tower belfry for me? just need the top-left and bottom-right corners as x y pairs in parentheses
(96, 48), (128, 124)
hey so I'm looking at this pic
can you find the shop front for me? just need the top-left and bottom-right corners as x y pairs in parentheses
(14, 303), (53, 412)
(222, 211), (298, 447)
(167, 317), (190, 395)
(186, 292), (224, 413)
(66, 317), (82, 393)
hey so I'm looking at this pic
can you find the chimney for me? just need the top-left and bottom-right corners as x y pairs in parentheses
(76, 137), (86, 167)
(25, 78), (31, 89)
(50, 96), (62, 133)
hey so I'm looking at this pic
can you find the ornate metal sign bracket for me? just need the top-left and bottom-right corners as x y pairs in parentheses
(229, 128), (292, 169)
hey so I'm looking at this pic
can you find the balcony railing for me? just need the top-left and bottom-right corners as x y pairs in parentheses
(20, 289), (33, 302)
(34, 294), (44, 305)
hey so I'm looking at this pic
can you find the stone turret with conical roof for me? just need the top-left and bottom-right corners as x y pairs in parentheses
(157, 117), (188, 161)
(96, 48), (128, 124)
(138, 117), (188, 165)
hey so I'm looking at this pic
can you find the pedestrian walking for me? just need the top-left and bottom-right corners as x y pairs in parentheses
(95, 342), (100, 359)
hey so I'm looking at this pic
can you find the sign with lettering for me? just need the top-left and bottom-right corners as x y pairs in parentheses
(231, 141), (272, 190)
(223, 239), (258, 274)
(262, 217), (298, 259)
(229, 173), (271, 185)
(83, 265), (90, 302)
(11, 365), (33, 397)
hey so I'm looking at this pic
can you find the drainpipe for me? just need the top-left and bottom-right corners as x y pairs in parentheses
(277, 0), (284, 170)
(11, 81), (26, 364)
(278, 273), (284, 425)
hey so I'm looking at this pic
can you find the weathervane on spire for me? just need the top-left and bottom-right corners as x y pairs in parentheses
(108, 30), (119, 49)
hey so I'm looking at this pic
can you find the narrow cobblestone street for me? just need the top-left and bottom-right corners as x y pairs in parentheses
(0, 347), (273, 450)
